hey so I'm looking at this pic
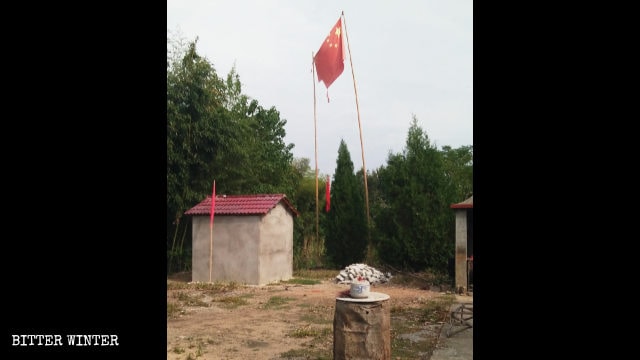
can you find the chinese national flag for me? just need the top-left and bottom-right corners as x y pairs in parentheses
(314, 17), (344, 89)
(325, 176), (331, 212)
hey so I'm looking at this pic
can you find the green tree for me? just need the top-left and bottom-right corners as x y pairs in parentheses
(245, 105), (296, 194)
(324, 140), (368, 268)
(167, 38), (227, 272)
(289, 157), (329, 269)
(374, 116), (456, 272)
(166, 34), (298, 273)
(441, 145), (473, 202)
(207, 66), (297, 196)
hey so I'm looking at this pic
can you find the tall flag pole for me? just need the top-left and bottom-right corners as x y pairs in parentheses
(313, 16), (344, 253)
(209, 180), (216, 283)
(313, 17), (344, 242)
(341, 11), (372, 259)
(313, 12), (372, 260)
(312, 51), (319, 254)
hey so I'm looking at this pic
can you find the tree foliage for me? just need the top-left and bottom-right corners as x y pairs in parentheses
(289, 158), (330, 269)
(324, 140), (368, 268)
(166, 35), (296, 272)
(167, 41), (223, 230)
(374, 116), (461, 272)
(441, 145), (473, 203)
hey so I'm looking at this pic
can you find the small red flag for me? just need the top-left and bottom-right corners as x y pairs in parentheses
(314, 17), (344, 89)
(325, 176), (331, 212)
(210, 180), (216, 226)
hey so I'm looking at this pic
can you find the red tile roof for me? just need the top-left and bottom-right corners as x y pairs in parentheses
(184, 194), (300, 217)
(450, 195), (473, 209)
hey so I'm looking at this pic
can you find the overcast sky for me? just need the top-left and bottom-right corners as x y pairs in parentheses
(167, 0), (473, 177)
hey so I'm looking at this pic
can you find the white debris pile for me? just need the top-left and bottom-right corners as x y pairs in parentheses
(334, 263), (392, 284)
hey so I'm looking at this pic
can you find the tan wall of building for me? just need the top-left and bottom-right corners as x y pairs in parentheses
(258, 204), (293, 285)
(191, 203), (293, 285)
(454, 209), (468, 291)
(192, 214), (260, 284)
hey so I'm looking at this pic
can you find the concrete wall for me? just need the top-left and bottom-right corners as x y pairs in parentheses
(454, 209), (469, 291)
(191, 203), (293, 285)
(192, 215), (260, 284)
(258, 204), (293, 285)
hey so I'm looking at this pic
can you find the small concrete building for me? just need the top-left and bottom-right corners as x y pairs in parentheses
(450, 195), (473, 292)
(184, 194), (300, 285)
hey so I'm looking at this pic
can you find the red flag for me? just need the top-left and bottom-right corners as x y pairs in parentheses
(314, 17), (344, 89)
(325, 176), (331, 212)
(210, 180), (216, 226)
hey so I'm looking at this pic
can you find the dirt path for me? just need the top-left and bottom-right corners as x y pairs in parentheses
(167, 275), (453, 360)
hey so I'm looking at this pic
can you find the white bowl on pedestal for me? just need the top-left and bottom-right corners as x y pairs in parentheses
(350, 279), (371, 298)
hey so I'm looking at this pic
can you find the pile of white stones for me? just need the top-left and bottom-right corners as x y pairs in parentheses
(334, 263), (392, 284)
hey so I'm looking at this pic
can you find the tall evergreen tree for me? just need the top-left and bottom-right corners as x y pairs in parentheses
(325, 140), (368, 268)
(441, 145), (473, 202)
(375, 117), (456, 272)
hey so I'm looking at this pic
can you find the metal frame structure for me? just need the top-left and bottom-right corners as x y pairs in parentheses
(445, 302), (473, 338)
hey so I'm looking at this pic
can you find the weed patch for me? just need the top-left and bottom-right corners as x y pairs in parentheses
(262, 296), (295, 310)
(293, 269), (338, 280)
(212, 295), (250, 309)
(287, 325), (328, 338)
(282, 278), (321, 285)
(279, 347), (332, 359)
(167, 280), (241, 295)
(281, 325), (333, 359)
(297, 304), (334, 324)
(174, 291), (210, 307)
(167, 302), (184, 318)
(246, 339), (269, 348)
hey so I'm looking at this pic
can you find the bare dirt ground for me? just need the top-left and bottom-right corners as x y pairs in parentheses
(167, 271), (461, 360)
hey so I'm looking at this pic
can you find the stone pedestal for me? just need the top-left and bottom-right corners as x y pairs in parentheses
(333, 292), (390, 360)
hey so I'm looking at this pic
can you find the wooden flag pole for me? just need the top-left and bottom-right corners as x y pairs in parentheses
(209, 217), (213, 283)
(342, 11), (372, 258)
(312, 52), (319, 255)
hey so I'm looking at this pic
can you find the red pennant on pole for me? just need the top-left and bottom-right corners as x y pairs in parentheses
(325, 176), (331, 212)
(210, 180), (216, 225)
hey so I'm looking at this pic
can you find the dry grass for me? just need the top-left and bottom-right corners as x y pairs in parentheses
(167, 279), (241, 293)
(168, 269), (462, 359)
(281, 277), (321, 285)
(211, 294), (251, 309)
(293, 269), (338, 281)
(167, 302), (184, 319)
(261, 295), (295, 310)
